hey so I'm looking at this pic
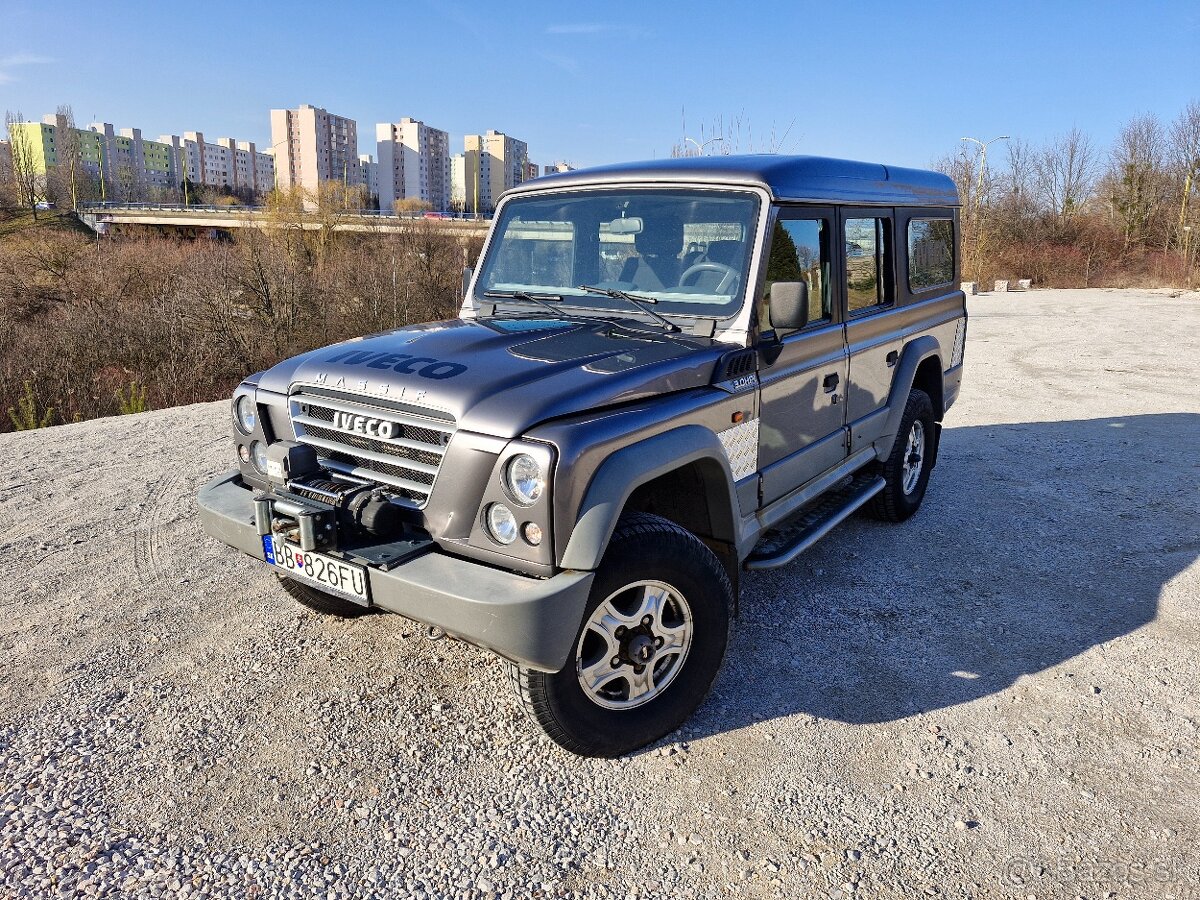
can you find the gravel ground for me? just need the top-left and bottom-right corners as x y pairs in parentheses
(1, 287), (1198, 900)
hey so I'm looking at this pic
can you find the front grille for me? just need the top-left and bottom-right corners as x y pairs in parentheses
(289, 389), (456, 507)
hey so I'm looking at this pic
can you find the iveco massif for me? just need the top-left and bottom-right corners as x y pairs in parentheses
(198, 155), (966, 757)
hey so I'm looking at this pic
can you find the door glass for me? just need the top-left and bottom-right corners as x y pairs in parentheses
(845, 217), (894, 312)
(763, 218), (831, 330)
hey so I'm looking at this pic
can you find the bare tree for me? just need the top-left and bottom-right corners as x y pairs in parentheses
(934, 145), (1000, 280)
(1033, 127), (1097, 223)
(394, 197), (433, 215)
(989, 138), (1040, 241)
(0, 139), (13, 206)
(1167, 100), (1200, 251)
(50, 105), (84, 210)
(114, 164), (139, 202)
(1107, 113), (1171, 248)
(5, 111), (45, 219)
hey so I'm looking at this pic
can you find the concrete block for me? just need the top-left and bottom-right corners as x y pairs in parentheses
(994, 280), (1009, 293)
(960, 281), (977, 295)
(1017, 279), (1033, 291)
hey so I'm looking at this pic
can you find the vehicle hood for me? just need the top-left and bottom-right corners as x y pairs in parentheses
(255, 317), (725, 438)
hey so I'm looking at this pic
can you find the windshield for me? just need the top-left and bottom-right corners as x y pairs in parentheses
(475, 188), (760, 320)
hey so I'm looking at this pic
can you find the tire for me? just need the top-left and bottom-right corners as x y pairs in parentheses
(276, 573), (374, 618)
(509, 512), (733, 757)
(868, 388), (936, 523)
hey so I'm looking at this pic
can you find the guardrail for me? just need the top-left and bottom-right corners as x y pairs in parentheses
(77, 202), (490, 222)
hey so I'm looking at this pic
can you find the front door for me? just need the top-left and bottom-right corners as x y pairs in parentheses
(757, 209), (848, 506)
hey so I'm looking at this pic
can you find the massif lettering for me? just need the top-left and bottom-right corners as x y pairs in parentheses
(324, 349), (468, 380)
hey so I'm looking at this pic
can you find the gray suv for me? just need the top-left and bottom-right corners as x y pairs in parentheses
(198, 155), (965, 757)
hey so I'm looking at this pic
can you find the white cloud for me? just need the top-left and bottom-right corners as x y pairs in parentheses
(539, 53), (581, 75)
(0, 53), (53, 67)
(0, 52), (53, 85)
(545, 23), (650, 38)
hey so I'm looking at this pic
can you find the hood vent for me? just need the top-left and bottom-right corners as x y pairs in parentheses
(712, 349), (757, 383)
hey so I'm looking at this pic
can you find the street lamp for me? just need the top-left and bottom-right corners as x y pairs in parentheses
(684, 136), (725, 156)
(960, 135), (1008, 284)
(960, 135), (1009, 208)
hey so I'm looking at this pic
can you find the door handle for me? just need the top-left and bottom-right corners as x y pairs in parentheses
(886, 350), (899, 367)
(822, 372), (840, 393)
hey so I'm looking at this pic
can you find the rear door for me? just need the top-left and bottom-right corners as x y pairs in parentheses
(756, 208), (848, 505)
(841, 209), (904, 449)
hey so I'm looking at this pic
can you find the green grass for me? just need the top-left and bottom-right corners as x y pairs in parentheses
(0, 208), (92, 238)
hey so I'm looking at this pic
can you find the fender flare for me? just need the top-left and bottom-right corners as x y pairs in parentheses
(876, 335), (942, 461)
(560, 425), (739, 571)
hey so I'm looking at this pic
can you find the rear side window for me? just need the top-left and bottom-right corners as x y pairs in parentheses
(845, 217), (894, 313)
(907, 218), (955, 291)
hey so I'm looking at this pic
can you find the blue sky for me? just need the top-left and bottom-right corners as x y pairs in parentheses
(1, 0), (1196, 170)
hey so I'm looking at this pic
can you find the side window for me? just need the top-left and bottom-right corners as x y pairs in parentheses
(844, 217), (894, 313)
(762, 218), (832, 331)
(907, 218), (955, 292)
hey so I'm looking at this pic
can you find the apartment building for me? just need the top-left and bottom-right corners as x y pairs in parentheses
(7, 113), (274, 199)
(544, 161), (575, 176)
(453, 130), (530, 214)
(376, 118), (450, 211)
(7, 115), (181, 198)
(450, 153), (468, 211)
(270, 104), (360, 195)
(358, 154), (379, 203)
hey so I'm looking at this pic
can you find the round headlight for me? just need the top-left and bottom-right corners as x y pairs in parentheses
(250, 440), (269, 474)
(505, 453), (544, 505)
(486, 503), (518, 545)
(235, 395), (257, 434)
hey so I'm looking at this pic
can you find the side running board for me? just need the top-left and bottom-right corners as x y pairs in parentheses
(744, 474), (885, 571)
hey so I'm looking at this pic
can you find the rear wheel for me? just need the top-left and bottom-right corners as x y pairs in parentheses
(509, 513), (732, 757)
(276, 574), (373, 618)
(868, 388), (936, 522)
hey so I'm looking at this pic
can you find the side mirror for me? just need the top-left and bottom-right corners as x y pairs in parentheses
(461, 266), (473, 299)
(770, 281), (809, 330)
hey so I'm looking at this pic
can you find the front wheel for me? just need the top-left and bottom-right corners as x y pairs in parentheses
(509, 513), (732, 757)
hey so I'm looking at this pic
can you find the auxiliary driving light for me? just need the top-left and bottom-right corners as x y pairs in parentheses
(250, 440), (269, 474)
(486, 503), (518, 544)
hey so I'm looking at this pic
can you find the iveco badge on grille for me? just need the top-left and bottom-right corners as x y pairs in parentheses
(333, 411), (399, 439)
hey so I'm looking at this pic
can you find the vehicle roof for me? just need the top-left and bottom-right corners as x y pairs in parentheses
(507, 154), (959, 207)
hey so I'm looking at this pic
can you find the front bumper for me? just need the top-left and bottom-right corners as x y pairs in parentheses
(197, 471), (593, 672)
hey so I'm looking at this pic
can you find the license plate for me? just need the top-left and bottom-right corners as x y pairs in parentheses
(263, 535), (371, 605)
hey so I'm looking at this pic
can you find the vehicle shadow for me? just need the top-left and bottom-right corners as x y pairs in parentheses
(688, 412), (1200, 735)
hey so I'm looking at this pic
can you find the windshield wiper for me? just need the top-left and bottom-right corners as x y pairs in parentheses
(483, 289), (565, 317)
(576, 285), (680, 333)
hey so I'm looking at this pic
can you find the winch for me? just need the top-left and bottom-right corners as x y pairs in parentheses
(252, 442), (405, 551)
